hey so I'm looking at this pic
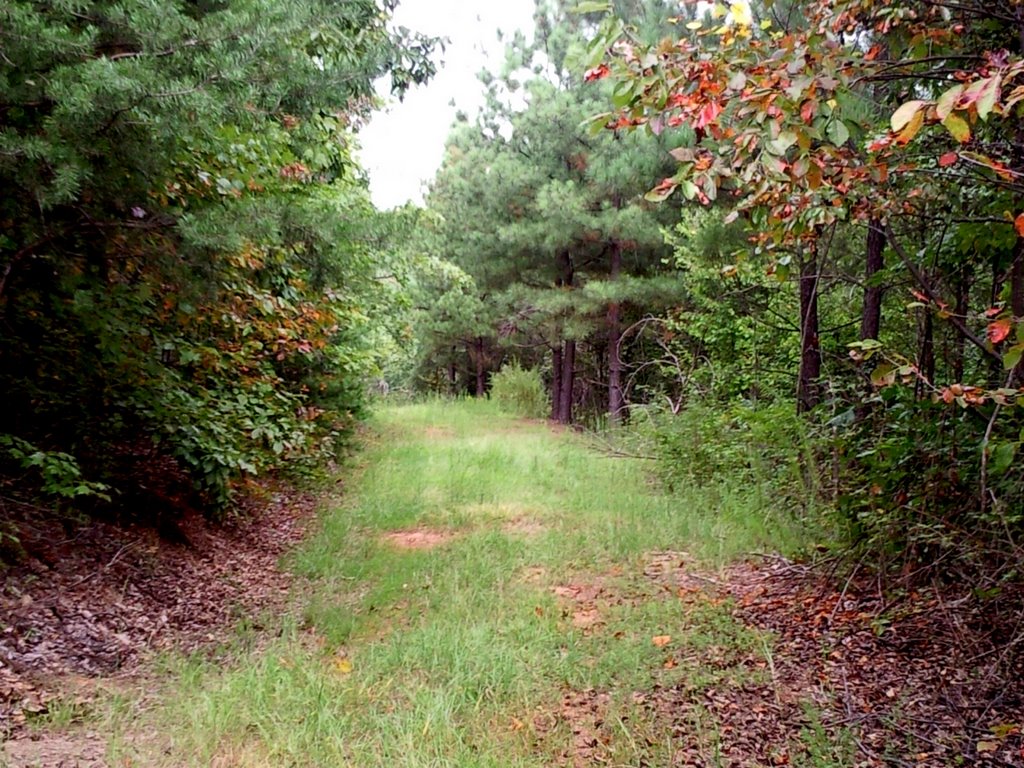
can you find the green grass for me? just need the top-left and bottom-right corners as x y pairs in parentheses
(111, 399), (813, 766)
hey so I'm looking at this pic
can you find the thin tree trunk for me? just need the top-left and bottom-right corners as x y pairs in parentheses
(551, 346), (563, 420)
(558, 340), (576, 424)
(860, 219), (885, 341)
(797, 241), (822, 414)
(952, 265), (971, 382)
(1011, 238), (1024, 384)
(475, 337), (486, 397)
(990, 255), (1005, 386)
(555, 248), (575, 424)
(607, 241), (624, 424)
(448, 349), (457, 396)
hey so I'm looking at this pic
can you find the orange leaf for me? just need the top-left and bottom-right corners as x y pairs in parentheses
(988, 318), (1013, 344)
(652, 635), (672, 647)
(584, 64), (610, 82)
(938, 152), (958, 168)
(1016, 213), (1024, 238)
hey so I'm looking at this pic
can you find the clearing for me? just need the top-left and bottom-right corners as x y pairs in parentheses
(3, 400), (1022, 766)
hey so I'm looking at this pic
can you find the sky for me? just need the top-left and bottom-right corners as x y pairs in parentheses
(357, 0), (537, 210)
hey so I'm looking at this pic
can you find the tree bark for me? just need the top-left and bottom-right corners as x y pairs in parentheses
(555, 249), (575, 424)
(551, 345), (563, 420)
(474, 337), (486, 397)
(558, 340), (576, 424)
(860, 219), (885, 341)
(1011, 237), (1024, 383)
(448, 348), (457, 396)
(952, 265), (971, 382)
(607, 241), (624, 424)
(797, 240), (822, 414)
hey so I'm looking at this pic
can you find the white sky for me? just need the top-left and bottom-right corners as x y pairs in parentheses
(357, 0), (537, 210)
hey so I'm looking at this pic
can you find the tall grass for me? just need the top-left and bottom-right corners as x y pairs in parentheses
(115, 399), (813, 766)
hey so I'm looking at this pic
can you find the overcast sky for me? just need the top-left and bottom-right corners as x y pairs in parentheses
(357, 0), (537, 210)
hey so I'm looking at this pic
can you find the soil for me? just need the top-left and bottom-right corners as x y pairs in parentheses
(0, 481), (322, 761)
(382, 527), (456, 550)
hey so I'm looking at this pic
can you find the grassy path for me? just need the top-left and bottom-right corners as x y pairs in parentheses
(136, 400), (797, 766)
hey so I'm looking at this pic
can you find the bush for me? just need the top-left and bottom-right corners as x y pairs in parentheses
(642, 401), (822, 510)
(490, 363), (548, 419)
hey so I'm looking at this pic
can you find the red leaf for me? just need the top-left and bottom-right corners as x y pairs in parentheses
(800, 99), (817, 125)
(1016, 213), (1024, 238)
(584, 64), (610, 82)
(696, 101), (722, 129)
(938, 152), (958, 168)
(988, 318), (1013, 344)
(910, 289), (928, 303)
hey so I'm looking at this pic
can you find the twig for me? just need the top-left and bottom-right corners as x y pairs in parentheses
(68, 541), (138, 588)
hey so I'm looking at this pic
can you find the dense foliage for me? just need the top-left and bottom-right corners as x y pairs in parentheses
(0, 0), (437, 517)
(397, 0), (1024, 593)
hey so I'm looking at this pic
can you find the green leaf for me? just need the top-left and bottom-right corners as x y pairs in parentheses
(942, 112), (971, 143)
(767, 131), (797, 155)
(871, 363), (896, 387)
(990, 442), (1017, 477)
(1003, 344), (1024, 370)
(826, 119), (850, 146)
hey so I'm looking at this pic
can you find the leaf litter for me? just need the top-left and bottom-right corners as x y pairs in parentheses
(541, 551), (1023, 766)
(1, 480), (321, 764)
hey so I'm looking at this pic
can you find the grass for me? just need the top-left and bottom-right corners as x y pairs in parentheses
(108, 399), (815, 766)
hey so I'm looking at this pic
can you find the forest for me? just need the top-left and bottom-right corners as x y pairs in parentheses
(2, 0), (1024, 765)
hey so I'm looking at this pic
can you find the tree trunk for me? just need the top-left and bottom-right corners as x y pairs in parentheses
(555, 248), (575, 424)
(860, 219), (885, 341)
(797, 241), (822, 414)
(952, 265), (971, 382)
(607, 241), (624, 424)
(1011, 238), (1024, 384)
(558, 340), (576, 424)
(447, 349), (457, 396)
(990, 255), (1006, 387)
(475, 337), (486, 397)
(551, 346), (563, 420)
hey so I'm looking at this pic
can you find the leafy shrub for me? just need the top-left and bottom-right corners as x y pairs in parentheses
(642, 401), (822, 510)
(0, 435), (110, 502)
(490, 363), (548, 419)
(834, 389), (1024, 582)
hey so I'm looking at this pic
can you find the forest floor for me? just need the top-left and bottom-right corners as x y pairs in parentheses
(2, 400), (1023, 766)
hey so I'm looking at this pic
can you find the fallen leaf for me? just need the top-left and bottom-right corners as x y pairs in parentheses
(652, 635), (672, 647)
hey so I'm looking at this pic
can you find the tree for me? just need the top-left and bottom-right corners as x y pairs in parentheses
(0, 0), (439, 512)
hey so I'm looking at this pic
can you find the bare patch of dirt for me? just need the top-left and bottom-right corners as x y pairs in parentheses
(3, 732), (109, 767)
(502, 518), (546, 537)
(0, 481), (321, 741)
(422, 426), (455, 440)
(551, 584), (611, 636)
(518, 566), (548, 585)
(556, 688), (612, 767)
(382, 527), (455, 550)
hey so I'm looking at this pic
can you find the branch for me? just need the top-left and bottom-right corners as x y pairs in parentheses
(884, 223), (1000, 362)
